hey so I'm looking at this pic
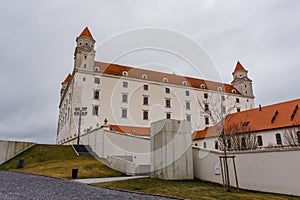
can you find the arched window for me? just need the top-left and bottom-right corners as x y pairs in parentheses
(182, 81), (187, 86)
(276, 133), (282, 145)
(217, 87), (222, 92)
(232, 89), (237, 94)
(142, 74), (147, 79)
(257, 135), (263, 146)
(94, 67), (99, 72)
(200, 84), (206, 89)
(163, 78), (168, 83)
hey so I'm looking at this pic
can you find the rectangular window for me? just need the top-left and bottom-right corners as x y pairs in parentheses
(165, 87), (170, 94)
(166, 113), (171, 119)
(92, 106), (99, 116)
(143, 96), (149, 105)
(143, 110), (149, 120)
(257, 135), (263, 146)
(215, 141), (219, 149)
(276, 133), (282, 145)
(205, 117), (209, 125)
(186, 101), (191, 110)
(237, 108), (241, 112)
(221, 95), (225, 101)
(186, 114), (191, 122)
(123, 81), (128, 88)
(205, 104), (209, 111)
(241, 137), (246, 149)
(94, 77), (100, 84)
(166, 99), (171, 108)
(122, 94), (128, 103)
(121, 108), (127, 118)
(204, 93), (208, 99)
(236, 98), (240, 103)
(297, 131), (300, 144)
(94, 91), (100, 100)
(144, 84), (148, 91)
(185, 90), (190, 96)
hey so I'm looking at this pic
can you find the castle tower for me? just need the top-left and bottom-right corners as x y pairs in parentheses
(74, 27), (96, 71)
(231, 61), (254, 98)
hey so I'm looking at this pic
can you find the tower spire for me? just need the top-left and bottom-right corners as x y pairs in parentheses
(233, 61), (246, 73)
(79, 27), (94, 39)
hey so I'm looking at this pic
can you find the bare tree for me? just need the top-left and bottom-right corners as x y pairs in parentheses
(284, 126), (300, 147)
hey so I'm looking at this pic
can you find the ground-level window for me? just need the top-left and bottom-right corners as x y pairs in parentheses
(215, 141), (219, 149)
(276, 133), (282, 145)
(205, 117), (209, 125)
(257, 135), (263, 146)
(241, 137), (246, 149)
(166, 113), (171, 119)
(121, 108), (127, 118)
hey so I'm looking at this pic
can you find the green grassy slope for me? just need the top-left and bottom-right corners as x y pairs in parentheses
(0, 144), (123, 179)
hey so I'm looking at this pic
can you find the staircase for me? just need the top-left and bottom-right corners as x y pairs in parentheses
(72, 145), (90, 156)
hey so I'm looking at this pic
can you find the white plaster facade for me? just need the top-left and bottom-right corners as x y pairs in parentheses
(57, 28), (255, 144)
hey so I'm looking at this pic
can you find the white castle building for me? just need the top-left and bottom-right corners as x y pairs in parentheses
(57, 27), (255, 144)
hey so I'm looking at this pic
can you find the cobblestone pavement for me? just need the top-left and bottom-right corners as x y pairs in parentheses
(0, 171), (178, 200)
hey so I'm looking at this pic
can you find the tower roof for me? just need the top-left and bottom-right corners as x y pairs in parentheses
(79, 27), (93, 39)
(233, 61), (246, 72)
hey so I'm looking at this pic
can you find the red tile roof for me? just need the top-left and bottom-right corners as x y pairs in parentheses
(193, 99), (300, 140)
(94, 61), (241, 95)
(109, 125), (150, 136)
(62, 74), (71, 84)
(233, 61), (246, 72)
(79, 27), (93, 39)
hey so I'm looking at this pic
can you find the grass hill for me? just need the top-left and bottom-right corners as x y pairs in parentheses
(0, 144), (123, 179)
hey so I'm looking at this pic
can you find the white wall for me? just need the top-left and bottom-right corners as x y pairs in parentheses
(0, 140), (35, 165)
(193, 147), (300, 196)
(64, 128), (150, 166)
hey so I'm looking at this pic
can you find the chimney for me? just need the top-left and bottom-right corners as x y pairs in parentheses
(259, 104), (262, 111)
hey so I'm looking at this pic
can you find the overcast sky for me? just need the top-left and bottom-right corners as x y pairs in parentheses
(0, 0), (299, 143)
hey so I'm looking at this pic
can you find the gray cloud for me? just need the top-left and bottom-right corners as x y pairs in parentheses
(0, 0), (299, 143)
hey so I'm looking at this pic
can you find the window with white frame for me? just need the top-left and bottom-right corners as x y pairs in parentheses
(123, 81), (128, 88)
(121, 108), (127, 118)
(186, 101), (191, 110)
(122, 94), (128, 103)
(94, 77), (100, 84)
(143, 110), (149, 120)
(185, 90), (190, 96)
(94, 91), (100, 100)
(92, 106), (99, 116)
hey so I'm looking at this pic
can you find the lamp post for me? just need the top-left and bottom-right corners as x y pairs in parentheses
(74, 107), (87, 145)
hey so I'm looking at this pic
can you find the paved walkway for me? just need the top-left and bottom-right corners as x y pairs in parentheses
(0, 171), (176, 200)
(74, 175), (149, 184)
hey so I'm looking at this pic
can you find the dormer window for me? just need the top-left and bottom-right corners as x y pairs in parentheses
(182, 81), (187, 86)
(94, 67), (99, 72)
(142, 74), (147, 79)
(217, 87), (222, 92)
(232, 89), (237, 94)
(163, 78), (168, 83)
(200, 84), (206, 89)
(122, 71), (128, 77)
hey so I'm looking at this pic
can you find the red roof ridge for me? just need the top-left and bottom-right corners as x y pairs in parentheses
(79, 27), (93, 39)
(233, 61), (246, 72)
(94, 61), (240, 95)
